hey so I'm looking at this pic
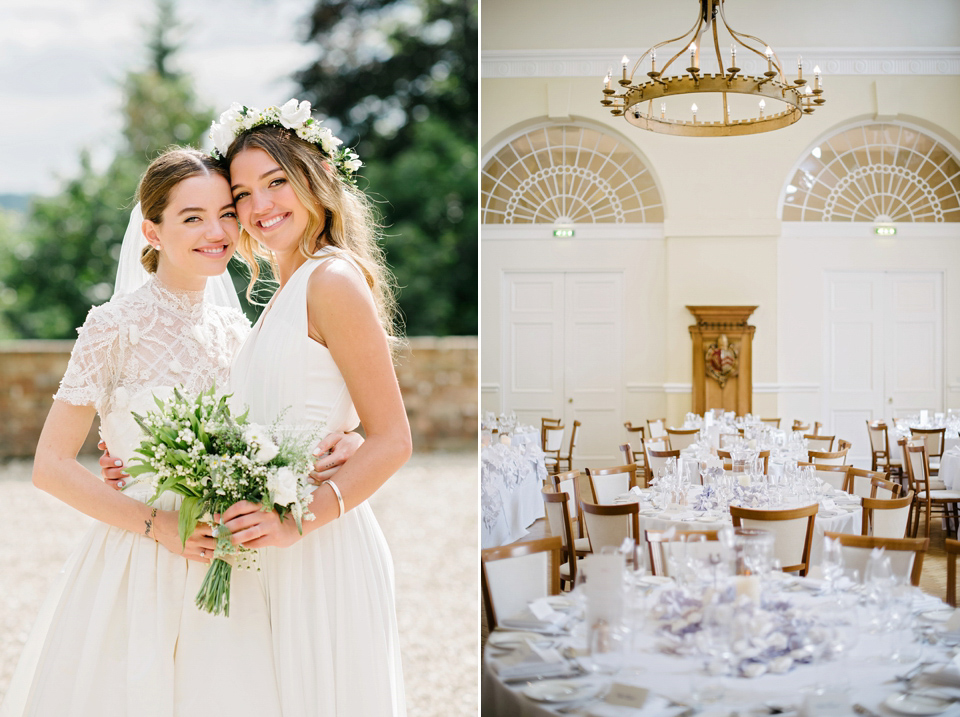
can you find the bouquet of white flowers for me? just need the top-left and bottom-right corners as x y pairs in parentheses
(126, 384), (317, 616)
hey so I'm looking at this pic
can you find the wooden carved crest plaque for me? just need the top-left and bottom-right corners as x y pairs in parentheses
(687, 306), (756, 415)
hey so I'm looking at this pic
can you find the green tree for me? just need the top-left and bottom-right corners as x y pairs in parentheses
(0, 0), (216, 338)
(296, 0), (478, 336)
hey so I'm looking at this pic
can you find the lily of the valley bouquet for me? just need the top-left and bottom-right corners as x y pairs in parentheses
(126, 384), (317, 616)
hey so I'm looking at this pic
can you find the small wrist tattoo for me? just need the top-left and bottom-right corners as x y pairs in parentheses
(145, 507), (158, 541)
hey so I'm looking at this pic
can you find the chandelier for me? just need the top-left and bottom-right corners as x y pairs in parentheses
(601, 0), (825, 137)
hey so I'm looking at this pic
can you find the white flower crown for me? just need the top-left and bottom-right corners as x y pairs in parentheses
(209, 99), (362, 184)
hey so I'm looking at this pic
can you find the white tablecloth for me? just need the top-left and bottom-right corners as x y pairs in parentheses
(939, 447), (960, 490)
(482, 436), (547, 549)
(482, 582), (951, 717)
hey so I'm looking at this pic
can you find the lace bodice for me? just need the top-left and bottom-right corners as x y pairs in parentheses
(56, 276), (250, 417)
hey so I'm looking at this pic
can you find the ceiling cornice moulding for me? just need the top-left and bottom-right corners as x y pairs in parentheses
(482, 47), (960, 79)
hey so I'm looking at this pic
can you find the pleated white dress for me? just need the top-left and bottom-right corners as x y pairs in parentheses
(229, 251), (406, 717)
(0, 277), (281, 717)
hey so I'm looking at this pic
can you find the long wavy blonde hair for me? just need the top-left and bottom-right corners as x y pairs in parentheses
(225, 126), (400, 344)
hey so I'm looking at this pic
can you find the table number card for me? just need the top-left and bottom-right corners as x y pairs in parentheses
(603, 683), (650, 708)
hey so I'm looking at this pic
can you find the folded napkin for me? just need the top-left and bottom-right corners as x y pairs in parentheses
(498, 661), (577, 682)
(500, 603), (569, 632)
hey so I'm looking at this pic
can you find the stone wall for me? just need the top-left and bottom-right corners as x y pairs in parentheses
(0, 337), (477, 459)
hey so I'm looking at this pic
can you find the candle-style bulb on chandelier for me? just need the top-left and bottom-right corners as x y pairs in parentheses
(600, 0), (826, 136)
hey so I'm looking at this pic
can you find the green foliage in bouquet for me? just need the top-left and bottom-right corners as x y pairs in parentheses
(126, 383), (317, 615)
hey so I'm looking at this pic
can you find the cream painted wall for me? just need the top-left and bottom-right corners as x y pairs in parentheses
(481, 1), (960, 441)
(481, 0), (960, 52)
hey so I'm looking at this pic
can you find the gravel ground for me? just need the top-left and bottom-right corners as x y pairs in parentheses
(0, 451), (479, 716)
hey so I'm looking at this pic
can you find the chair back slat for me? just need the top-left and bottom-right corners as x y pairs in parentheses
(861, 491), (913, 538)
(481, 537), (562, 628)
(729, 504), (817, 575)
(580, 500), (639, 553)
(824, 532), (928, 587)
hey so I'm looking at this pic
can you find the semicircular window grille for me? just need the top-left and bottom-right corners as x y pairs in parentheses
(783, 123), (960, 222)
(482, 124), (663, 224)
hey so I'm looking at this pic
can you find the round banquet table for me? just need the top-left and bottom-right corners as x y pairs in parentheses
(482, 430), (547, 549)
(482, 579), (955, 717)
(616, 485), (862, 569)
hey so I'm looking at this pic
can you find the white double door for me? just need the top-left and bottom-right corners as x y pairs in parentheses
(502, 271), (623, 466)
(823, 271), (943, 463)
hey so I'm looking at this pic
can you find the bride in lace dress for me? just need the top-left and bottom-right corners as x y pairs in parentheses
(207, 102), (411, 716)
(0, 149), (283, 717)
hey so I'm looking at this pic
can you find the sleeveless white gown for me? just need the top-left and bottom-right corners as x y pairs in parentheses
(0, 277), (281, 717)
(230, 251), (406, 716)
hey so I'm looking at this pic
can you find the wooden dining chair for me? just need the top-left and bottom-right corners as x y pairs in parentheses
(623, 422), (646, 476)
(647, 418), (668, 440)
(729, 503), (818, 576)
(797, 462), (849, 492)
(860, 490), (914, 539)
(579, 499), (640, 557)
(792, 420), (810, 433)
(541, 488), (580, 589)
(542, 423), (565, 473)
(665, 427), (700, 451)
(905, 441), (960, 540)
(645, 529), (720, 577)
(585, 463), (640, 504)
(808, 447), (849, 466)
(869, 474), (902, 499)
(553, 420), (581, 472)
(911, 427), (946, 476)
(550, 469), (590, 549)
(619, 442), (634, 464)
(847, 467), (888, 499)
(805, 434), (835, 452)
(718, 449), (770, 474)
(760, 418), (781, 428)
(481, 536), (562, 629)
(946, 539), (960, 606)
(646, 448), (681, 482)
(866, 421), (903, 484)
(823, 532), (928, 587)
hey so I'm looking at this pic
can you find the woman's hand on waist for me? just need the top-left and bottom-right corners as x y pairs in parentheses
(98, 440), (129, 490)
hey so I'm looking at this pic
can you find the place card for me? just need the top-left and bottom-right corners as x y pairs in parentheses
(603, 683), (650, 708)
(820, 498), (836, 510)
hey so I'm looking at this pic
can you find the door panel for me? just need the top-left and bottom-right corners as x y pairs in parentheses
(502, 271), (623, 466)
(824, 271), (943, 466)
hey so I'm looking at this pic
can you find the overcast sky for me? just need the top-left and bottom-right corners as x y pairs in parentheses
(0, 0), (320, 195)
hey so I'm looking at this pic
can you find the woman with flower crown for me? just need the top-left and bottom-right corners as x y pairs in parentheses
(204, 99), (410, 716)
(0, 147), (361, 716)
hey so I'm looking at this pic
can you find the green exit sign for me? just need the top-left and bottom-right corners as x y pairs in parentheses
(874, 225), (896, 236)
(553, 229), (575, 238)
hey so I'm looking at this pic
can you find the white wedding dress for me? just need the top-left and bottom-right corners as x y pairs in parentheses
(0, 277), (281, 717)
(230, 250), (406, 716)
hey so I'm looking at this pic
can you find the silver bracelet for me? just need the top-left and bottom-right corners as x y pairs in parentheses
(325, 479), (345, 519)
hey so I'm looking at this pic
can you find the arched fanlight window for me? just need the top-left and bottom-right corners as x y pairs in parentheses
(481, 123), (663, 224)
(783, 123), (960, 222)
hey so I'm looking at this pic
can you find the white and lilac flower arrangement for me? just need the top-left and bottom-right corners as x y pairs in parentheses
(126, 384), (319, 616)
(208, 99), (362, 185)
(651, 585), (843, 678)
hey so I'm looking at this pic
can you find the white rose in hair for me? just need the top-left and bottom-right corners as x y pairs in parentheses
(279, 99), (312, 129)
(210, 121), (236, 158)
(344, 153), (362, 173)
(218, 102), (245, 128)
(268, 466), (299, 507)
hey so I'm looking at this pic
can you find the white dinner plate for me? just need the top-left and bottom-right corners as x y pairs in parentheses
(919, 609), (955, 623)
(523, 679), (602, 704)
(487, 631), (543, 650)
(884, 691), (955, 715)
(697, 514), (720, 522)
